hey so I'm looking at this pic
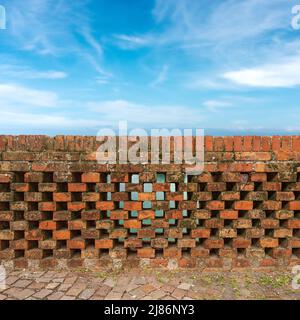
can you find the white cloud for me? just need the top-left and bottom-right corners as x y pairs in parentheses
(223, 55), (300, 88)
(114, 34), (152, 49)
(150, 64), (169, 87)
(5, 0), (110, 77)
(87, 99), (205, 127)
(0, 83), (59, 107)
(203, 100), (233, 112)
(0, 65), (67, 79)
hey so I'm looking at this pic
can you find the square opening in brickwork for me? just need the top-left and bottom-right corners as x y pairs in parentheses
(170, 183), (177, 192)
(0, 240), (9, 250)
(238, 211), (248, 218)
(237, 229), (246, 236)
(86, 220), (96, 228)
(28, 221), (39, 230)
(265, 248), (273, 257)
(131, 192), (138, 201)
(0, 221), (9, 230)
(224, 220), (233, 227)
(226, 183), (236, 191)
(156, 192), (165, 201)
(212, 192), (221, 201)
(143, 183), (153, 192)
(143, 201), (152, 209)
(70, 249), (81, 258)
(240, 191), (250, 200)
(210, 249), (219, 257)
(87, 183), (96, 192)
(14, 192), (24, 201)
(254, 182), (263, 191)
(43, 172), (53, 183)
(57, 221), (68, 230)
(279, 238), (287, 247)
(265, 229), (274, 237)
(252, 219), (260, 227)
(15, 250), (25, 258)
(57, 183), (68, 192)
(198, 183), (206, 192)
(29, 183), (39, 192)
(85, 239), (95, 248)
(28, 202), (38, 211)
(0, 183), (9, 192)
(71, 211), (82, 220)
(0, 202), (9, 211)
(14, 172), (25, 183)
(71, 230), (81, 239)
(293, 229), (300, 237)
(86, 202), (96, 210)
(265, 211), (275, 218)
(56, 202), (67, 211)
(253, 201), (262, 209)
(57, 240), (67, 249)
(237, 248), (246, 256)
(42, 192), (53, 202)
(224, 238), (232, 247)
(268, 192), (276, 201)
(72, 172), (82, 183)
(14, 230), (24, 240)
(211, 228), (219, 237)
(225, 201), (234, 209)
(252, 238), (259, 247)
(42, 212), (53, 220)
(42, 249), (53, 259)
(157, 173), (166, 183)
(119, 183), (125, 192)
(295, 193), (300, 201)
(282, 201), (289, 210)
(267, 173), (278, 182)
(28, 241), (38, 249)
(212, 173), (222, 182)
(131, 174), (139, 183)
(71, 192), (82, 202)
(282, 183), (291, 191)
(43, 230), (52, 240)
(100, 249), (109, 256)
(14, 211), (24, 221)
(279, 219), (288, 227)
(292, 248), (300, 258)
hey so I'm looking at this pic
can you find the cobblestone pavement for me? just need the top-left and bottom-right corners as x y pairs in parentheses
(0, 268), (300, 300)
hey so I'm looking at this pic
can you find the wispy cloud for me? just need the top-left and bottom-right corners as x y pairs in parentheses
(150, 64), (169, 87)
(0, 83), (59, 107)
(87, 99), (205, 127)
(4, 0), (110, 77)
(223, 55), (300, 88)
(203, 100), (233, 113)
(0, 64), (67, 79)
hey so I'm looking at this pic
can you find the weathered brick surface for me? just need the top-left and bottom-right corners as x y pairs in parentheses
(0, 135), (300, 269)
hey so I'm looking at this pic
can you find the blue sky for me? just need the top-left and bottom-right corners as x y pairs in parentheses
(1, 0), (300, 135)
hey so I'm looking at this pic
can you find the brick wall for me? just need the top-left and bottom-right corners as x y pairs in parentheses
(0, 135), (300, 270)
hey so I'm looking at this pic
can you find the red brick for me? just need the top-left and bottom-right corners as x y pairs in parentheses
(124, 219), (141, 229)
(137, 247), (155, 258)
(95, 239), (114, 249)
(123, 201), (142, 211)
(81, 172), (100, 183)
(96, 201), (115, 210)
(234, 201), (253, 210)
(68, 183), (86, 192)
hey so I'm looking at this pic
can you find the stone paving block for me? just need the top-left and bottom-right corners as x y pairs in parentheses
(79, 289), (95, 300)
(104, 291), (123, 300)
(33, 289), (53, 299)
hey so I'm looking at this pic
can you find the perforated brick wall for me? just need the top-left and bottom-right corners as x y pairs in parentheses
(0, 135), (300, 270)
